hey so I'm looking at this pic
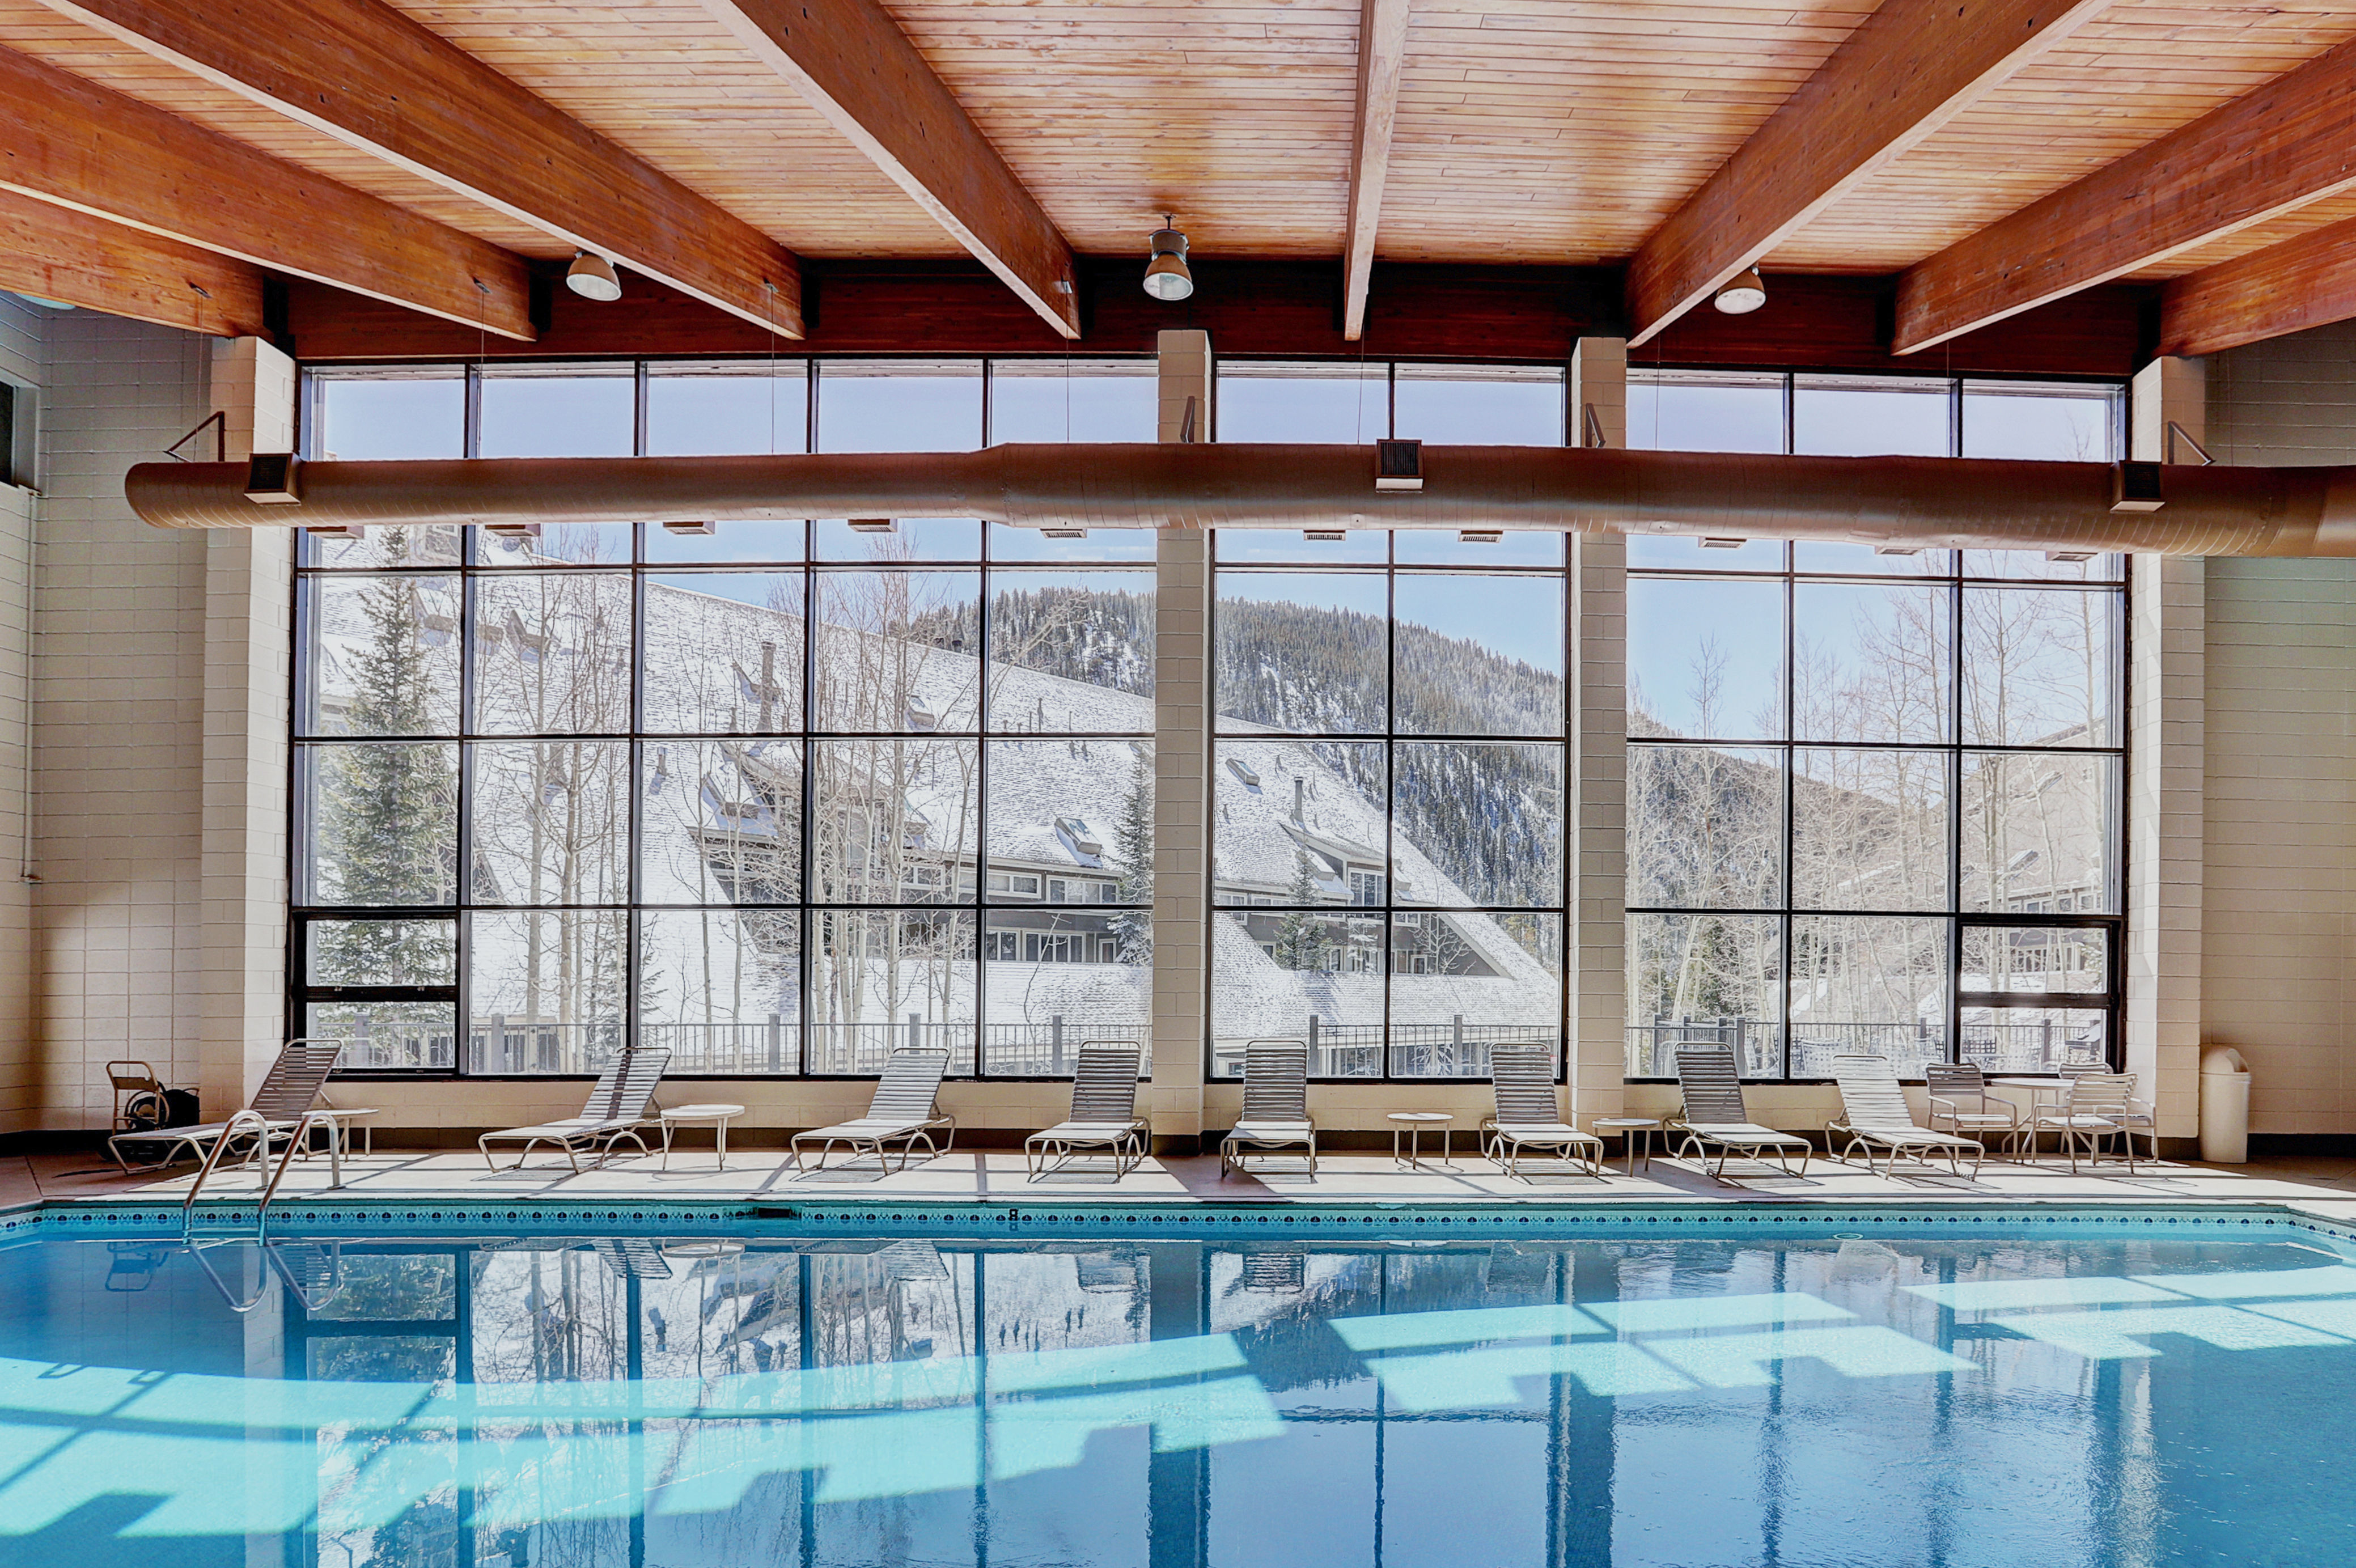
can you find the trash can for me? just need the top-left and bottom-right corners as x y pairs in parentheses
(2200, 1045), (2251, 1164)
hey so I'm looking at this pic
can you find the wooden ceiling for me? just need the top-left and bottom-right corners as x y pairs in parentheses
(5, 0), (2356, 362)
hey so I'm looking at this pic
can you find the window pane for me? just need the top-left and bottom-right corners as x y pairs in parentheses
(472, 519), (635, 566)
(1961, 380), (2118, 463)
(1627, 744), (1782, 909)
(1625, 913), (1782, 1078)
(817, 359), (982, 451)
(986, 570), (1155, 729)
(982, 910), (1149, 1073)
(1961, 925), (2108, 996)
(986, 525), (1158, 564)
(1626, 577), (1784, 741)
(644, 519), (808, 565)
(469, 741), (629, 906)
(1793, 581), (1951, 743)
(1793, 374), (1950, 457)
(301, 575), (461, 736)
(1211, 910), (1383, 1078)
(812, 570), (982, 731)
(468, 910), (627, 1074)
(808, 909), (976, 1074)
(313, 369), (463, 460)
(1626, 370), (1782, 454)
(1958, 549), (2126, 583)
(646, 362), (808, 455)
(1792, 748), (1950, 911)
(306, 919), (456, 985)
(1959, 1006), (2108, 1074)
(1392, 742), (1561, 907)
(1388, 912), (1560, 1077)
(1215, 529), (1390, 565)
(1212, 740), (1384, 906)
(1960, 751), (2118, 914)
(1960, 587), (2120, 745)
(815, 518), (984, 561)
(989, 358), (1156, 443)
(639, 739), (802, 905)
(986, 740), (1151, 905)
(471, 573), (634, 734)
(643, 571), (806, 733)
(1392, 364), (1562, 445)
(302, 525), (465, 570)
(478, 366), (634, 458)
(1787, 915), (1948, 1078)
(811, 738), (978, 904)
(303, 742), (457, 905)
(1217, 361), (1385, 442)
(1790, 543), (1951, 576)
(1393, 573), (1562, 736)
(306, 1001), (456, 1070)
(1392, 529), (1563, 568)
(639, 909), (800, 1073)
(1215, 571), (1388, 732)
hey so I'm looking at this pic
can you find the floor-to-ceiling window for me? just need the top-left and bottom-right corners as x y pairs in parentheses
(1622, 371), (2128, 1079)
(291, 357), (1158, 1078)
(1207, 362), (1571, 1080)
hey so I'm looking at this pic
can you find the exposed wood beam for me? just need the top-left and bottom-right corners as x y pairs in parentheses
(2159, 219), (2356, 359)
(37, 0), (804, 337)
(1625, 0), (2109, 347)
(698, 0), (1076, 338)
(0, 187), (265, 337)
(1342, 0), (1412, 342)
(0, 44), (531, 340)
(1896, 38), (2356, 354)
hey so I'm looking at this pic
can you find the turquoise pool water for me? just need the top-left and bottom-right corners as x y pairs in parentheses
(1, 1207), (2351, 1566)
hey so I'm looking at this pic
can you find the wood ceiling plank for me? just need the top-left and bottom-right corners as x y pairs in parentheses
(1342, 0), (1412, 340)
(1893, 31), (2356, 352)
(0, 185), (265, 335)
(1624, 0), (2112, 346)
(0, 43), (533, 336)
(35, 0), (807, 334)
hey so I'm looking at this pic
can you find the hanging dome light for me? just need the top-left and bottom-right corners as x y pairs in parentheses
(565, 250), (624, 302)
(1143, 218), (1193, 302)
(1713, 267), (1766, 315)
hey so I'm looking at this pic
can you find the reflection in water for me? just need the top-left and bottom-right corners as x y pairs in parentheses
(0, 1230), (2354, 1565)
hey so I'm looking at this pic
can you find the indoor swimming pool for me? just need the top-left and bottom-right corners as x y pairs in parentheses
(1, 1206), (2349, 1567)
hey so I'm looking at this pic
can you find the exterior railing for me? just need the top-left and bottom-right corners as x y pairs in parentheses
(1210, 1021), (1561, 1079)
(1626, 1018), (2108, 1078)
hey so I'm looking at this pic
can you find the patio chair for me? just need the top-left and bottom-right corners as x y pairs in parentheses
(108, 1037), (345, 1175)
(478, 1046), (671, 1172)
(1924, 1063), (2027, 1155)
(1667, 1045), (1812, 1179)
(1220, 1040), (1317, 1177)
(2033, 1071), (2147, 1173)
(1828, 1056), (1986, 1178)
(1482, 1044), (1605, 1179)
(788, 1048), (956, 1173)
(1026, 1042), (1150, 1179)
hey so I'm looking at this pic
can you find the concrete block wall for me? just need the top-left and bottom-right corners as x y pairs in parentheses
(0, 296), (43, 1131)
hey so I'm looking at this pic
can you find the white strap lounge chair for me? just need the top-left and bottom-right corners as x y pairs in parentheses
(2034, 1071), (2145, 1173)
(789, 1048), (956, 1173)
(1828, 1056), (1985, 1177)
(1482, 1045), (1605, 1179)
(478, 1046), (671, 1172)
(1923, 1062), (2026, 1155)
(1667, 1045), (1812, 1179)
(1220, 1040), (1317, 1177)
(108, 1037), (345, 1175)
(1027, 1042), (1150, 1179)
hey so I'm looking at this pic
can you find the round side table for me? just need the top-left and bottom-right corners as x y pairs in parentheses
(1388, 1112), (1453, 1169)
(1592, 1116), (1662, 1175)
(661, 1104), (746, 1170)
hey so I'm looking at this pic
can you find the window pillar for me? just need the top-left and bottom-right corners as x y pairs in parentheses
(1150, 330), (1213, 1148)
(1569, 338), (1626, 1122)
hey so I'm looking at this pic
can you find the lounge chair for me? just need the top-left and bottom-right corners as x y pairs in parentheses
(1667, 1045), (1812, 1179)
(478, 1046), (671, 1172)
(1220, 1040), (1317, 1177)
(1828, 1055), (1986, 1177)
(108, 1037), (345, 1175)
(1924, 1062), (2026, 1155)
(1027, 1042), (1150, 1179)
(789, 1048), (956, 1173)
(2033, 1071), (2146, 1173)
(1482, 1044), (1605, 1179)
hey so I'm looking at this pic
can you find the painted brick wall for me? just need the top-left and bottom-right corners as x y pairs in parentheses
(0, 295), (43, 1131)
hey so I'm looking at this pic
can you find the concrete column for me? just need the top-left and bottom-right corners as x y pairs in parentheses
(1568, 339), (1628, 1125)
(1150, 330), (1213, 1149)
(2127, 355), (2206, 1144)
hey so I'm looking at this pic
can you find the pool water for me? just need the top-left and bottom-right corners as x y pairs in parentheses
(2, 1214), (2353, 1567)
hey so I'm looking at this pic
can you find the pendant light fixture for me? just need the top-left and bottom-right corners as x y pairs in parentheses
(565, 251), (624, 302)
(1713, 267), (1766, 315)
(1143, 218), (1193, 302)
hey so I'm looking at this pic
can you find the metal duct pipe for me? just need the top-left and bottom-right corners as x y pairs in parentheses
(125, 443), (2356, 556)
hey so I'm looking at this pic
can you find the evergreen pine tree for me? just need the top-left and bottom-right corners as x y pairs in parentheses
(1273, 852), (1329, 971)
(1111, 747), (1154, 964)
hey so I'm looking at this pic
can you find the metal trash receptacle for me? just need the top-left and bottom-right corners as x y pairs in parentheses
(2200, 1045), (2251, 1164)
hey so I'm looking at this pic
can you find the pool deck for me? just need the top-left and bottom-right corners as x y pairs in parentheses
(12, 1143), (2356, 1222)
